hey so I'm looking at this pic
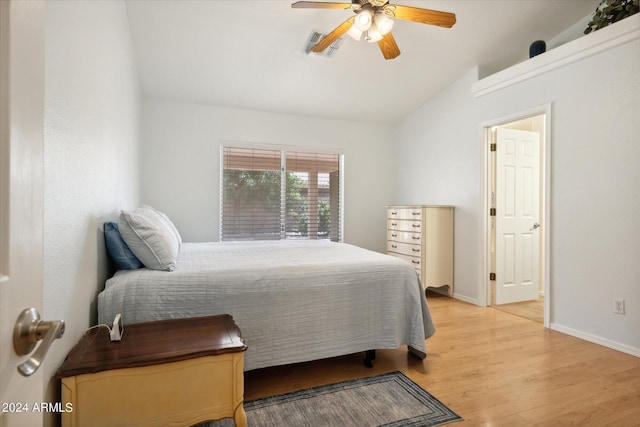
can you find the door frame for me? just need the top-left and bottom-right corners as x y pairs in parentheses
(481, 104), (552, 327)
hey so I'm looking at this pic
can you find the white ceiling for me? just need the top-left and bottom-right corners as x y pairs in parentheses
(125, 0), (599, 124)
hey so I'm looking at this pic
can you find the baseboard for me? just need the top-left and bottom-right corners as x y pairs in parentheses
(550, 323), (640, 358)
(452, 292), (482, 307)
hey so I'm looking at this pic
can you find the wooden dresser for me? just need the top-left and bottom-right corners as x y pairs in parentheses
(387, 205), (454, 296)
(56, 314), (247, 427)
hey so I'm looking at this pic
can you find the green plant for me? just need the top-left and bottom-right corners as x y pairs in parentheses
(584, 0), (639, 34)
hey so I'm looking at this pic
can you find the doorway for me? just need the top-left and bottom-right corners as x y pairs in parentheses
(482, 106), (551, 327)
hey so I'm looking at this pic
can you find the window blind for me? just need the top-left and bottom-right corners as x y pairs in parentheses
(221, 146), (342, 242)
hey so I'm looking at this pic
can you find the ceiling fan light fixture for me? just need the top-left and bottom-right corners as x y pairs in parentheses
(365, 31), (383, 43)
(354, 9), (373, 32)
(347, 25), (364, 41)
(365, 23), (384, 43)
(374, 11), (394, 35)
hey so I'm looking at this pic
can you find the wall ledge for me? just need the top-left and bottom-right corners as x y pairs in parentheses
(472, 15), (640, 98)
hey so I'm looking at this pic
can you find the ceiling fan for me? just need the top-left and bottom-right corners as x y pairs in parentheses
(292, 0), (456, 60)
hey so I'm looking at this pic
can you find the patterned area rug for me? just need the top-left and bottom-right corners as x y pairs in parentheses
(203, 371), (462, 427)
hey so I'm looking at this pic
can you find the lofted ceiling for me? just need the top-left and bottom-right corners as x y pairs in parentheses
(125, 0), (599, 124)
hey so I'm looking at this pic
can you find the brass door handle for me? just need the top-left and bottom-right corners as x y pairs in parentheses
(13, 308), (65, 376)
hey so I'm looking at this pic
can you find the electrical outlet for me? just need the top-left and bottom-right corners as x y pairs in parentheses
(613, 298), (625, 315)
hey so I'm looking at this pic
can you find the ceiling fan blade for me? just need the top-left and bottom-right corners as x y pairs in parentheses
(312, 16), (355, 53)
(292, 1), (354, 10)
(377, 32), (400, 60)
(385, 4), (456, 28)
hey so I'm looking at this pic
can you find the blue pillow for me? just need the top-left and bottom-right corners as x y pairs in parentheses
(104, 222), (142, 270)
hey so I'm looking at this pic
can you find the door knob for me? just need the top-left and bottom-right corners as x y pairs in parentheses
(529, 222), (540, 231)
(13, 308), (65, 377)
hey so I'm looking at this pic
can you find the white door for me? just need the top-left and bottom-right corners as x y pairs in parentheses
(0, 1), (46, 426)
(495, 128), (540, 304)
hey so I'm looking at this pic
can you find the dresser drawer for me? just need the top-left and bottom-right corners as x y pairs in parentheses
(388, 207), (422, 221)
(388, 219), (422, 232)
(387, 241), (422, 257)
(387, 230), (422, 243)
(389, 252), (421, 268)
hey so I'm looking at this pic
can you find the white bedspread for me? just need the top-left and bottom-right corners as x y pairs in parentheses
(98, 241), (435, 371)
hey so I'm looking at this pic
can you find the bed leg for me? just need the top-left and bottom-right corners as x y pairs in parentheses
(363, 350), (376, 368)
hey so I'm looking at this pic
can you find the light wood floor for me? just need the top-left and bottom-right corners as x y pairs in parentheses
(243, 292), (640, 426)
(494, 296), (544, 324)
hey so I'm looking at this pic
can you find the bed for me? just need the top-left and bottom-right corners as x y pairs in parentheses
(98, 239), (435, 371)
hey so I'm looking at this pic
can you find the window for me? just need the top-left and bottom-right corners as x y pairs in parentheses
(221, 146), (343, 242)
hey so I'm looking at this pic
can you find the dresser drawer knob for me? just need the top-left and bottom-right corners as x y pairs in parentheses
(391, 244), (397, 249)
(412, 248), (420, 252)
(391, 222), (398, 226)
(412, 211), (420, 215)
(391, 233), (398, 237)
(412, 260), (420, 265)
(412, 224), (420, 228)
(412, 236), (420, 240)
(391, 211), (398, 215)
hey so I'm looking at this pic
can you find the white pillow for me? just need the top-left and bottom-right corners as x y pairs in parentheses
(142, 205), (182, 247)
(118, 207), (180, 271)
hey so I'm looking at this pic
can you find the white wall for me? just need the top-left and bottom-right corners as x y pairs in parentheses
(43, 0), (140, 419)
(394, 67), (483, 304)
(394, 29), (640, 353)
(141, 99), (394, 252)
